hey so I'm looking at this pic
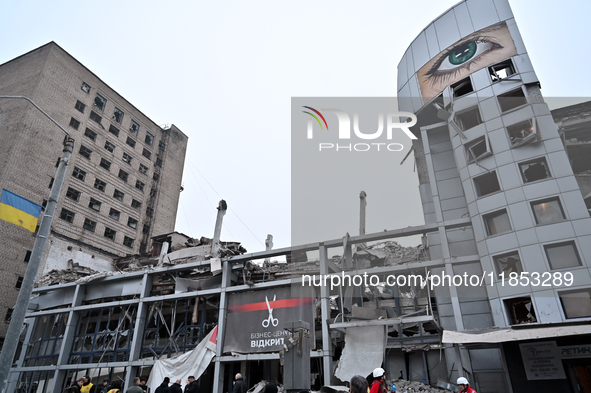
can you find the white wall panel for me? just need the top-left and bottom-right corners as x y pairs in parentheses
(411, 32), (431, 71)
(453, 2), (476, 38)
(466, 0), (500, 31)
(493, 0), (514, 21)
(424, 24), (440, 59)
(434, 10), (461, 51)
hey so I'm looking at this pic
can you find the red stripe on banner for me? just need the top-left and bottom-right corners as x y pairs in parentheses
(228, 297), (315, 313)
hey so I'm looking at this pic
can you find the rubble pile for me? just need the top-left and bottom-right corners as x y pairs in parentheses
(390, 379), (453, 393)
(36, 260), (100, 287)
(354, 241), (429, 268)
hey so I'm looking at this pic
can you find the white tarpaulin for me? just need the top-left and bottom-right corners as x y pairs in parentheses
(334, 326), (386, 382)
(148, 326), (218, 389)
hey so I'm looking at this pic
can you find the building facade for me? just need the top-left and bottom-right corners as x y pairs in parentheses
(0, 42), (188, 341)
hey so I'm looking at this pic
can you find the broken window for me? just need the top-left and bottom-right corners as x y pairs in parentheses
(493, 251), (523, 277)
(451, 77), (474, 98)
(531, 197), (565, 225)
(498, 88), (527, 113)
(465, 136), (492, 163)
(159, 141), (166, 151)
(474, 171), (501, 197)
(84, 128), (97, 141)
(90, 111), (103, 124)
(505, 297), (537, 325)
(109, 124), (120, 137)
(81, 82), (91, 93)
(127, 217), (138, 229)
(126, 137), (136, 148)
(519, 157), (550, 183)
(559, 289), (591, 319)
(483, 209), (511, 236)
(24, 250), (31, 262)
(75, 100), (86, 113)
(79, 145), (92, 159)
(145, 132), (154, 146)
(69, 117), (80, 130)
(113, 189), (124, 201)
(455, 106), (482, 131)
(131, 199), (142, 209)
(89, 198), (101, 211)
(122, 152), (132, 165)
(104, 141), (116, 153)
(135, 180), (145, 192)
(142, 148), (152, 159)
(66, 187), (81, 202)
(109, 208), (120, 220)
(113, 107), (124, 124)
(100, 158), (111, 171)
(59, 208), (75, 223)
(489, 59), (516, 82)
(507, 119), (538, 147)
(153, 172), (160, 181)
(15, 276), (23, 289)
(130, 120), (140, 136)
(72, 166), (87, 181)
(139, 164), (148, 174)
(118, 169), (129, 182)
(545, 241), (581, 270)
(104, 227), (116, 240)
(83, 218), (96, 232)
(123, 236), (134, 248)
(94, 93), (107, 111)
(94, 179), (107, 192)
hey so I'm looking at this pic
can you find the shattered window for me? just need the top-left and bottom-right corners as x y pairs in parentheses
(66, 187), (81, 202)
(109, 208), (120, 220)
(519, 157), (550, 183)
(69, 117), (80, 130)
(455, 107), (482, 131)
(113, 107), (124, 124)
(126, 137), (136, 148)
(122, 152), (132, 165)
(130, 120), (140, 136)
(559, 289), (591, 319)
(505, 297), (537, 325)
(507, 119), (537, 147)
(89, 198), (101, 211)
(493, 251), (523, 277)
(84, 128), (97, 141)
(489, 59), (516, 82)
(83, 218), (96, 232)
(94, 179), (107, 192)
(465, 136), (491, 163)
(451, 77), (473, 98)
(135, 180), (145, 192)
(75, 100), (86, 113)
(118, 169), (129, 182)
(104, 141), (116, 153)
(123, 236), (134, 248)
(104, 227), (116, 240)
(72, 167), (87, 181)
(94, 93), (107, 111)
(23, 313), (67, 367)
(113, 189), (124, 201)
(145, 132), (154, 146)
(90, 111), (102, 124)
(59, 208), (75, 223)
(81, 82), (91, 93)
(139, 164), (149, 175)
(127, 217), (138, 229)
(109, 124), (120, 137)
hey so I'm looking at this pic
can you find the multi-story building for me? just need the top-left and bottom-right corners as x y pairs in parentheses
(0, 42), (188, 342)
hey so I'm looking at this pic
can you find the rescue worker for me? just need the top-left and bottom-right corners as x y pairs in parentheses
(81, 376), (96, 393)
(457, 377), (477, 393)
(369, 368), (387, 393)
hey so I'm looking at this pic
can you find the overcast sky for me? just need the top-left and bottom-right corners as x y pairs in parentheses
(1, 0), (590, 253)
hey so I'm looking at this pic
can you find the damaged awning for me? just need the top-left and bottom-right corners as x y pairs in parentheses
(442, 324), (591, 344)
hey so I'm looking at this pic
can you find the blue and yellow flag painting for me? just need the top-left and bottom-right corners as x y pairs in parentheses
(0, 189), (42, 232)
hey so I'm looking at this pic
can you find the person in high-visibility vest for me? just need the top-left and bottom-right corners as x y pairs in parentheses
(107, 381), (122, 393)
(81, 376), (96, 393)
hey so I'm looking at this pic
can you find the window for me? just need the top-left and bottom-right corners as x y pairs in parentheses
(15, 276), (23, 289)
(498, 88), (527, 113)
(66, 187), (81, 202)
(79, 145), (92, 159)
(155, 157), (162, 168)
(451, 77), (473, 98)
(109, 208), (120, 220)
(104, 227), (116, 240)
(83, 218), (96, 232)
(130, 120), (139, 136)
(153, 172), (160, 181)
(123, 236), (134, 248)
(483, 209), (511, 236)
(507, 119), (537, 147)
(489, 59), (516, 82)
(146, 207), (154, 217)
(94, 179), (106, 192)
(42, 200), (47, 209)
(81, 82), (91, 93)
(150, 188), (157, 197)
(465, 136), (492, 163)
(159, 141), (166, 151)
(519, 157), (550, 183)
(55, 157), (61, 168)
(88, 198), (101, 211)
(113, 189), (124, 201)
(143, 224), (151, 234)
(136, 180), (145, 191)
(531, 198), (565, 225)
(474, 171), (501, 197)
(104, 141), (116, 153)
(126, 137), (136, 148)
(113, 107), (124, 124)
(59, 208), (75, 223)
(505, 297), (537, 325)
(559, 289), (591, 319)
(84, 128), (97, 141)
(145, 132), (154, 146)
(48, 177), (54, 189)
(24, 250), (31, 262)
(75, 100), (86, 113)
(69, 117), (80, 130)
(109, 124), (120, 137)
(139, 164), (148, 174)
(5, 308), (13, 322)
(493, 251), (523, 277)
(90, 111), (102, 124)
(122, 152), (132, 164)
(127, 217), (138, 229)
(455, 107), (482, 131)
(72, 167), (86, 181)
(100, 158), (111, 171)
(545, 241), (581, 270)
(131, 199), (142, 209)
(142, 148), (152, 159)
(118, 169), (129, 182)
(94, 93), (107, 111)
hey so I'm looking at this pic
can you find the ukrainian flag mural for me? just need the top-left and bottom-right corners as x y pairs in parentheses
(0, 189), (42, 232)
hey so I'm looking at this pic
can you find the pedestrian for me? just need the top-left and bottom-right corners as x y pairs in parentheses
(369, 368), (387, 393)
(126, 378), (144, 393)
(70, 378), (85, 393)
(170, 379), (183, 393)
(101, 379), (112, 393)
(184, 376), (199, 393)
(155, 377), (171, 393)
(350, 375), (368, 393)
(139, 378), (149, 393)
(457, 377), (477, 393)
(232, 374), (248, 393)
(81, 376), (96, 393)
(108, 381), (122, 393)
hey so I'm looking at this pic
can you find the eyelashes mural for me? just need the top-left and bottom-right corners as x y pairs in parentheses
(417, 21), (518, 101)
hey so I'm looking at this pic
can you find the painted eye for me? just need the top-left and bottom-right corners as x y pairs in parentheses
(436, 40), (501, 72)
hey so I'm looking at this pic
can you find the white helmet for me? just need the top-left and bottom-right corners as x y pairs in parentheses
(457, 377), (469, 385)
(373, 368), (385, 378)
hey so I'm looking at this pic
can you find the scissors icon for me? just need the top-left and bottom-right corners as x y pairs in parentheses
(262, 295), (278, 327)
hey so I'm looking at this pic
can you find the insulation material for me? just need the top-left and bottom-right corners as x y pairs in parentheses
(334, 326), (386, 382)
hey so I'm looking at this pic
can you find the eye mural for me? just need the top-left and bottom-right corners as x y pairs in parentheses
(417, 21), (518, 102)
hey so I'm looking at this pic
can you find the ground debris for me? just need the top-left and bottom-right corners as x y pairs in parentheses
(36, 259), (100, 287)
(389, 379), (454, 393)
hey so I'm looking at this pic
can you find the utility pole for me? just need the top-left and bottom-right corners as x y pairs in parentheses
(0, 96), (73, 393)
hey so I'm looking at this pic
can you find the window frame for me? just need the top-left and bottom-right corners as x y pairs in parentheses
(483, 209), (512, 237)
(104, 141), (116, 153)
(489, 59), (516, 83)
(104, 227), (116, 240)
(84, 128), (97, 141)
(142, 148), (152, 159)
(544, 241), (582, 270)
(506, 118), (538, 148)
(498, 87), (528, 113)
(113, 189), (125, 202)
(83, 218), (96, 232)
(474, 171), (501, 197)
(81, 82), (91, 94)
(94, 178), (107, 192)
(89, 110), (102, 124)
(79, 145), (92, 159)
(493, 251), (523, 278)
(94, 93), (107, 111)
(118, 169), (129, 182)
(108, 208), (121, 221)
(109, 124), (120, 137)
(129, 120), (140, 136)
(100, 158), (111, 171)
(126, 137), (136, 148)
(122, 152), (133, 165)
(123, 236), (134, 248)
(59, 208), (75, 223)
(75, 100), (86, 113)
(559, 288), (591, 319)
(519, 157), (551, 183)
(65, 187), (81, 202)
(72, 167), (87, 181)
(135, 180), (145, 192)
(145, 132), (154, 146)
(69, 117), (80, 130)
(465, 136), (492, 164)
(88, 198), (101, 211)
(127, 217), (138, 229)
(530, 197), (566, 225)
(113, 107), (124, 124)
(454, 106), (483, 132)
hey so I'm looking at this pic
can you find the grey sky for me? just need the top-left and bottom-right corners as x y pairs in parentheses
(0, 0), (589, 253)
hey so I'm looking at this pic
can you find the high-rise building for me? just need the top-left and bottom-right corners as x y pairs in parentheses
(0, 42), (188, 342)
